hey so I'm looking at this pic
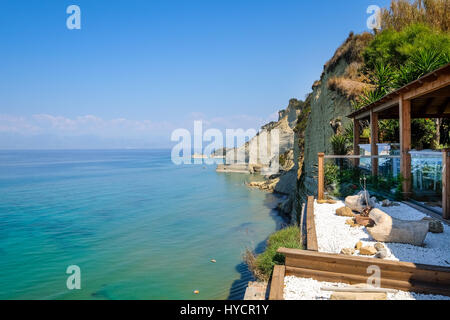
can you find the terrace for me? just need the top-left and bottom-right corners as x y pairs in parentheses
(320, 63), (450, 219)
(266, 64), (450, 301)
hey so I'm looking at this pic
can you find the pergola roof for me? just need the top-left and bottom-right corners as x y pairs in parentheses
(348, 63), (450, 120)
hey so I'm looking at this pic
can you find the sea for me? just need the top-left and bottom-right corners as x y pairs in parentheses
(0, 149), (285, 300)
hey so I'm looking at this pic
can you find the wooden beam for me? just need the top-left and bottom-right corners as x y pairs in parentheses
(354, 110), (371, 120)
(372, 98), (399, 114)
(353, 119), (360, 167)
(437, 97), (450, 115)
(399, 97), (412, 198)
(444, 149), (450, 220)
(306, 196), (318, 252)
(403, 73), (450, 100)
(370, 111), (379, 176)
(268, 265), (285, 300)
(277, 248), (450, 296)
(318, 153), (324, 200)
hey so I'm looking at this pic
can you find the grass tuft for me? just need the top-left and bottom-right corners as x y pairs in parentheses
(244, 226), (303, 281)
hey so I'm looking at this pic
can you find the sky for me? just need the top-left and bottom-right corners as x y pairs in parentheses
(0, 0), (391, 149)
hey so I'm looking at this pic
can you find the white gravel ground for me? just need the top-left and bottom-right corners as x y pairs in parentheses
(284, 276), (450, 300)
(314, 200), (450, 266)
(283, 200), (450, 300)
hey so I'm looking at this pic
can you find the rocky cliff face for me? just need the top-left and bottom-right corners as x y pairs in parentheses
(225, 98), (302, 171)
(300, 33), (371, 199)
(301, 59), (354, 197)
(231, 33), (372, 224)
(242, 99), (305, 223)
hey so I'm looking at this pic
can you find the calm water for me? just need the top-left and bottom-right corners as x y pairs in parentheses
(0, 150), (284, 300)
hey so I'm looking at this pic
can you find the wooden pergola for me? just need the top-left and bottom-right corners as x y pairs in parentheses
(348, 63), (450, 219)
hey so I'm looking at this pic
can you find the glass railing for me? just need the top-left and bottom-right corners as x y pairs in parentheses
(409, 150), (442, 212)
(323, 153), (401, 200)
(320, 145), (444, 214)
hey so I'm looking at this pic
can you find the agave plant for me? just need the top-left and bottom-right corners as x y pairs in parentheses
(359, 88), (386, 106)
(394, 48), (449, 88)
(393, 63), (418, 88)
(343, 122), (354, 144)
(370, 62), (395, 94)
(330, 134), (350, 155)
(412, 48), (448, 76)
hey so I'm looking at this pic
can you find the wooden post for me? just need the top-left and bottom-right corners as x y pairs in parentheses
(370, 111), (379, 176)
(318, 153), (325, 201)
(399, 97), (412, 199)
(443, 149), (450, 220)
(306, 196), (318, 251)
(353, 118), (360, 167)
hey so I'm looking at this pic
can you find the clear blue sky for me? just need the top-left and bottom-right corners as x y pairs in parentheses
(0, 0), (391, 149)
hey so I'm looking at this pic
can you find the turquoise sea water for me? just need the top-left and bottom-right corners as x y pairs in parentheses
(0, 150), (284, 300)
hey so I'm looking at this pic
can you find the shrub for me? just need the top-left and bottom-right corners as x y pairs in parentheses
(363, 23), (450, 71)
(394, 48), (449, 87)
(327, 76), (373, 100)
(245, 226), (303, 281)
(330, 134), (350, 155)
(324, 163), (340, 186)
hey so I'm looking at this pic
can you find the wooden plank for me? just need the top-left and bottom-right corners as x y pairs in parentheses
(284, 256), (450, 283)
(306, 196), (318, 252)
(321, 287), (398, 293)
(444, 149), (450, 220)
(403, 72), (450, 100)
(372, 98), (399, 114)
(279, 248), (450, 273)
(370, 111), (379, 176)
(244, 282), (268, 300)
(354, 109), (371, 120)
(268, 265), (285, 300)
(285, 266), (450, 296)
(278, 248), (450, 296)
(317, 153), (324, 200)
(399, 97), (412, 198)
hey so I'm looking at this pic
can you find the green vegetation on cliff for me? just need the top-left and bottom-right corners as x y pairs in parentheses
(245, 226), (302, 281)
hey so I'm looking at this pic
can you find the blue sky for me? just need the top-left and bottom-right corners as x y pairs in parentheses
(0, 0), (391, 149)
